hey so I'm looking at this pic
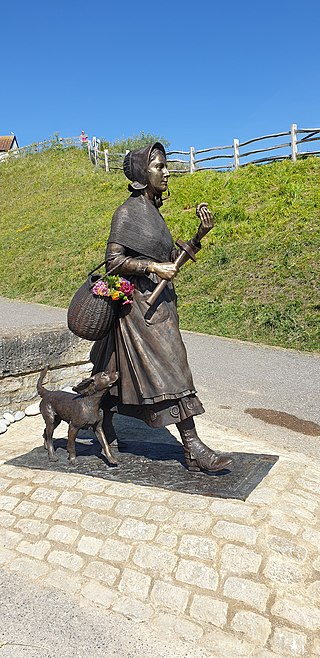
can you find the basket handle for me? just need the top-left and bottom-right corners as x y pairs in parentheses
(88, 257), (131, 277)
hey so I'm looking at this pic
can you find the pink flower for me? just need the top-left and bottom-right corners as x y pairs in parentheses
(120, 279), (135, 295)
(92, 280), (109, 297)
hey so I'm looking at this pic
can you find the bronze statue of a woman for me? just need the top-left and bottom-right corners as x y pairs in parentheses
(91, 142), (232, 473)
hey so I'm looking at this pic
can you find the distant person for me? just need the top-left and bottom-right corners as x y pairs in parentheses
(80, 130), (88, 145)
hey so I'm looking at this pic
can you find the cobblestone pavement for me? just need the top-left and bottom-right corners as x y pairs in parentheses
(0, 413), (320, 657)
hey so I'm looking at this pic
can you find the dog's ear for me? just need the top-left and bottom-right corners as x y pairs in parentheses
(73, 377), (95, 395)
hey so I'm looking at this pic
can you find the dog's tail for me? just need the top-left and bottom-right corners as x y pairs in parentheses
(37, 366), (50, 398)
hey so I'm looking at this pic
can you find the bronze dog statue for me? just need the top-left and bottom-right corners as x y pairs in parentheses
(37, 366), (119, 466)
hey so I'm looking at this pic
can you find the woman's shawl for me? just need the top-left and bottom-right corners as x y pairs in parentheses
(108, 193), (174, 262)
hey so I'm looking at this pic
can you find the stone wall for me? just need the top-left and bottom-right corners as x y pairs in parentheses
(0, 325), (93, 414)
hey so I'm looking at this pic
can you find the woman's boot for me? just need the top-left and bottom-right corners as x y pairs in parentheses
(177, 418), (232, 472)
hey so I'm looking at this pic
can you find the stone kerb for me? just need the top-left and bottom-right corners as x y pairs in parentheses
(0, 325), (92, 414)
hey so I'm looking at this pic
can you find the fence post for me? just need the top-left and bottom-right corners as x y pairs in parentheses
(87, 140), (91, 160)
(233, 138), (240, 169)
(104, 149), (109, 173)
(291, 123), (297, 162)
(189, 146), (195, 174)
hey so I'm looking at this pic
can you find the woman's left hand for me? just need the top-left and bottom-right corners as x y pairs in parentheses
(195, 202), (214, 241)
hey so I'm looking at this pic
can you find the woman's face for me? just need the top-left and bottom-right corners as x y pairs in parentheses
(147, 152), (170, 194)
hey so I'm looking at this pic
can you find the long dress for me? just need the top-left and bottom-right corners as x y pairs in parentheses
(90, 193), (204, 428)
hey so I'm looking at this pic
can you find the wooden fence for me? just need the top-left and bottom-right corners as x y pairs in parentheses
(2, 125), (320, 174)
(89, 124), (320, 174)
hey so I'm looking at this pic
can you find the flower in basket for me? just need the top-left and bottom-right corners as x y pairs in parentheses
(92, 275), (135, 305)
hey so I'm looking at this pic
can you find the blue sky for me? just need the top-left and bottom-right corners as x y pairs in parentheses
(1, 0), (319, 151)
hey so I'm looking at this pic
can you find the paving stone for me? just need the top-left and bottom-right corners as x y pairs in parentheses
(52, 505), (82, 522)
(46, 524), (79, 545)
(77, 535), (104, 556)
(115, 499), (150, 517)
(15, 519), (49, 536)
(281, 503), (315, 524)
(0, 511), (16, 527)
(269, 513), (299, 535)
(5, 467), (33, 480)
(213, 520), (258, 545)
(81, 494), (115, 510)
(99, 538), (132, 563)
(47, 549), (84, 571)
(202, 627), (254, 656)
(171, 511), (212, 532)
(7, 484), (33, 495)
(264, 556), (305, 584)
(283, 492), (318, 512)
(253, 650), (283, 658)
(14, 501), (38, 517)
(133, 544), (177, 574)
(81, 580), (116, 608)
(175, 559), (218, 591)
(49, 474), (80, 488)
(312, 638), (320, 655)
(34, 504), (54, 520)
(313, 557), (320, 573)
(297, 478), (320, 495)
(134, 488), (168, 502)
(210, 499), (254, 520)
(306, 580), (320, 602)
(58, 490), (83, 505)
(118, 518), (157, 540)
(147, 505), (173, 521)
(0, 548), (16, 564)
(267, 535), (307, 561)
(302, 527), (320, 549)
(271, 626), (307, 656)
(75, 479), (106, 493)
(247, 487), (277, 504)
(31, 472), (56, 484)
(81, 512), (120, 536)
(178, 534), (217, 560)
(190, 594), (228, 627)
(17, 539), (51, 560)
(0, 478), (10, 491)
(9, 556), (49, 579)
(223, 577), (270, 612)
(271, 598), (320, 631)
(44, 568), (83, 595)
(83, 560), (120, 585)
(112, 595), (154, 621)
(155, 532), (178, 548)
(31, 487), (60, 503)
(0, 494), (20, 511)
(169, 493), (209, 509)
(151, 612), (203, 641)
(1, 529), (22, 548)
(231, 610), (271, 645)
(151, 580), (189, 613)
(119, 567), (152, 600)
(105, 483), (135, 498)
(220, 543), (262, 575)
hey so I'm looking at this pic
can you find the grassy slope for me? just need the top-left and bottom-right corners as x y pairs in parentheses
(0, 147), (319, 351)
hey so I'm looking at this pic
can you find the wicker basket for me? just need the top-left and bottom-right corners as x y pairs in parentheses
(67, 273), (118, 341)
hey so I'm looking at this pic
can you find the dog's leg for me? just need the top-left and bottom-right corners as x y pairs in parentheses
(67, 424), (78, 466)
(43, 416), (60, 462)
(94, 420), (117, 465)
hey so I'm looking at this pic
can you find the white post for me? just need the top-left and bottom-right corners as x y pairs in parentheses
(87, 140), (91, 160)
(104, 149), (109, 173)
(233, 138), (240, 169)
(190, 146), (195, 174)
(291, 123), (297, 162)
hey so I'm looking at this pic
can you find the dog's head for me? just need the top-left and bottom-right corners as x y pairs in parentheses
(72, 370), (119, 396)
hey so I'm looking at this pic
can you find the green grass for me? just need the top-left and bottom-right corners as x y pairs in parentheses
(0, 147), (319, 351)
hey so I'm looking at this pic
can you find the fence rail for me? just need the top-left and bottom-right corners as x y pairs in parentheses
(88, 124), (320, 174)
(2, 125), (320, 174)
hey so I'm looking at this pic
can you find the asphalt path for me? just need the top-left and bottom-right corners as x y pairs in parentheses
(183, 331), (320, 459)
(1, 296), (319, 459)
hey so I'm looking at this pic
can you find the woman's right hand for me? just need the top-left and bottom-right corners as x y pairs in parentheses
(148, 261), (179, 280)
